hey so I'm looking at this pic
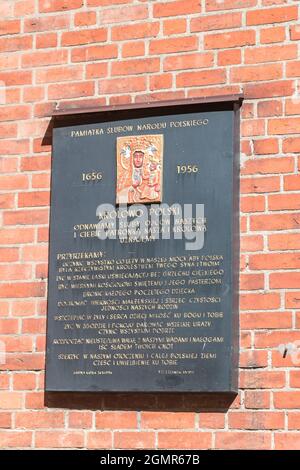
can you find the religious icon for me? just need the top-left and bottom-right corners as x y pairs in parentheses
(116, 134), (163, 204)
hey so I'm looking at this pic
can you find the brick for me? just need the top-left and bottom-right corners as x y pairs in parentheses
(250, 213), (300, 231)
(192, 12), (241, 32)
(13, 374), (36, 390)
(177, 69), (226, 87)
(247, 6), (298, 25)
(22, 50), (68, 68)
(0, 264), (31, 281)
(241, 176), (280, 194)
(0, 431), (32, 448)
(249, 253), (300, 270)
(270, 272), (300, 289)
(290, 25), (300, 41)
(269, 194), (300, 211)
(14, 0), (35, 17)
(150, 37), (197, 55)
(22, 318), (46, 334)
(22, 246), (48, 262)
(0, 36), (32, 53)
(36, 33), (57, 49)
(158, 432), (211, 450)
(71, 45), (118, 62)
(231, 64), (282, 83)
(255, 331), (300, 348)
(69, 411), (93, 428)
(244, 391), (270, 409)
(32, 174), (50, 189)
(164, 53), (213, 72)
(0, 319), (19, 334)
(206, 0), (257, 11)
(205, 30), (256, 49)
(0, 412), (11, 428)
(87, 432), (112, 449)
(87, 0), (130, 5)
(23, 87), (45, 103)
(141, 412), (195, 429)
(96, 412), (137, 429)
(288, 413), (300, 430)
(258, 100), (282, 117)
(0, 248), (19, 263)
(16, 411), (64, 428)
(24, 15), (70, 33)
(3, 209), (49, 225)
(100, 5), (148, 24)
(150, 74), (172, 91)
(0, 105), (31, 122)
(245, 44), (297, 64)
(241, 195), (265, 213)
(25, 392), (44, 409)
(260, 26), (286, 44)
(0, 194), (14, 210)
(163, 19), (186, 36)
(228, 411), (284, 430)
(275, 433), (300, 450)
(241, 312), (292, 330)
(11, 301), (35, 317)
(48, 82), (95, 100)
(122, 41), (145, 58)
(274, 392), (300, 409)
(61, 28), (107, 46)
(112, 22), (160, 41)
(241, 235), (264, 252)
(199, 413), (225, 429)
(242, 119), (265, 137)
(111, 58), (160, 76)
(240, 350), (268, 369)
(286, 99), (300, 116)
(269, 118), (300, 135)
(240, 273), (264, 290)
(244, 80), (294, 99)
(290, 371), (300, 388)
(0, 283), (45, 298)
(240, 370), (285, 389)
(253, 139), (279, 155)
(18, 192), (50, 208)
(269, 233), (300, 251)
(0, 228), (34, 245)
(154, 0), (200, 18)
(215, 431), (271, 450)
(99, 77), (146, 94)
(0, 392), (23, 409)
(240, 293), (280, 310)
(218, 49), (241, 66)
(35, 431), (84, 448)
(115, 432), (155, 450)
(21, 156), (51, 172)
(0, 20), (21, 36)
(36, 66), (83, 84)
(283, 138), (300, 153)
(74, 12), (96, 27)
(39, 0), (83, 12)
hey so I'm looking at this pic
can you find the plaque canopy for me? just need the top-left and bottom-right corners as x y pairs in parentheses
(45, 95), (242, 393)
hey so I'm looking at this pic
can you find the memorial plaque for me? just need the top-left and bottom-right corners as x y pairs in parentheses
(45, 97), (241, 393)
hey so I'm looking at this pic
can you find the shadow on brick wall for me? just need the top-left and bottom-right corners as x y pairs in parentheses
(45, 392), (238, 412)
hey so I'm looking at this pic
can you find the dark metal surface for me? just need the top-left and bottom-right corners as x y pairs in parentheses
(45, 99), (241, 393)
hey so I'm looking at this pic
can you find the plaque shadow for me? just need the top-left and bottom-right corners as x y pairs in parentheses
(45, 391), (238, 412)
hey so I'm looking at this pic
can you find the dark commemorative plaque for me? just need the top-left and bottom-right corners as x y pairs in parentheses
(45, 97), (241, 393)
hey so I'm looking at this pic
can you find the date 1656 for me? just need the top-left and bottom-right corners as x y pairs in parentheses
(82, 171), (103, 182)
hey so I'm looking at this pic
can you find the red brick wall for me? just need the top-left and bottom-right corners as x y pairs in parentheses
(0, 0), (300, 450)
